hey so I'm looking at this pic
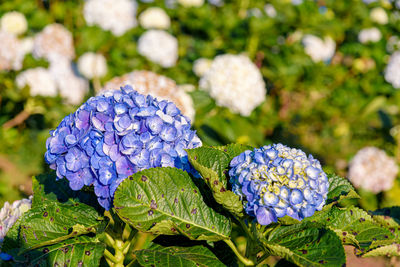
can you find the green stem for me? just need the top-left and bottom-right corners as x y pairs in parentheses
(105, 257), (114, 267)
(122, 240), (131, 254)
(105, 232), (116, 247)
(126, 258), (137, 267)
(224, 239), (255, 266)
(104, 249), (118, 263)
(113, 240), (126, 266)
(238, 219), (254, 241)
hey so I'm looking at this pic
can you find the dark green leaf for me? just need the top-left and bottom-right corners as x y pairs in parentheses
(135, 244), (226, 267)
(274, 258), (298, 267)
(3, 201), (106, 252)
(371, 207), (400, 242)
(8, 235), (105, 267)
(262, 223), (346, 267)
(114, 167), (231, 241)
(32, 172), (101, 211)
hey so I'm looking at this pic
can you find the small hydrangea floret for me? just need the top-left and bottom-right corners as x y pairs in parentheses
(45, 86), (202, 209)
(229, 144), (329, 225)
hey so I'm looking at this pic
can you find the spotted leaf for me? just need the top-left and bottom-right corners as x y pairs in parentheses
(135, 243), (226, 267)
(114, 167), (231, 241)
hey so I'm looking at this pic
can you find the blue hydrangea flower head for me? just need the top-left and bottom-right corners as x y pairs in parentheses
(229, 144), (329, 225)
(45, 86), (202, 209)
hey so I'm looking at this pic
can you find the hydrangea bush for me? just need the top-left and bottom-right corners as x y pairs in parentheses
(1, 90), (400, 266)
(1, 0), (400, 266)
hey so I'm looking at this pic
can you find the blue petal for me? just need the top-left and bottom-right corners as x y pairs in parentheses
(256, 207), (277, 225)
(160, 125), (177, 142)
(290, 189), (303, 205)
(146, 116), (164, 134)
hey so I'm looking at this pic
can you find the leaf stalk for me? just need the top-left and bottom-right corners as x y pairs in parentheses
(224, 239), (255, 266)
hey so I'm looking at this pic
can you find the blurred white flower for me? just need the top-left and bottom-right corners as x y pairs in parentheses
(348, 147), (398, 193)
(387, 36), (400, 53)
(208, 0), (223, 6)
(264, 4), (277, 18)
(385, 51), (400, 89)
(20, 37), (34, 55)
(178, 83), (196, 92)
(358, 27), (382, 44)
(302, 34), (336, 62)
(370, 7), (388, 24)
(33, 24), (75, 62)
(138, 30), (178, 68)
(193, 58), (212, 77)
(103, 70), (195, 121)
(287, 30), (303, 43)
(0, 11), (27, 36)
(292, 0), (303, 5)
(177, 0), (204, 7)
(139, 7), (170, 29)
(247, 8), (263, 18)
(16, 67), (58, 97)
(199, 54), (266, 116)
(0, 196), (32, 244)
(0, 32), (25, 71)
(84, 0), (137, 36)
(77, 52), (108, 79)
(49, 59), (89, 105)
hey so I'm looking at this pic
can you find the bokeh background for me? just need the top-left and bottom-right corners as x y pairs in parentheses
(1, 0), (400, 217)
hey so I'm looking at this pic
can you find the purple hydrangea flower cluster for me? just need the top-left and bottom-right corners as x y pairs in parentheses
(45, 86), (202, 209)
(229, 144), (329, 225)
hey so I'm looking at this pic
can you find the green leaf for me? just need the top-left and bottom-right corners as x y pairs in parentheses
(262, 223), (346, 267)
(186, 146), (230, 185)
(325, 173), (360, 207)
(277, 216), (301, 226)
(3, 201), (106, 252)
(8, 235), (105, 266)
(362, 243), (400, 258)
(274, 259), (298, 267)
(113, 167), (231, 241)
(135, 244), (226, 267)
(2, 214), (23, 252)
(32, 172), (100, 210)
(303, 207), (394, 250)
(186, 146), (243, 217)
(371, 207), (400, 242)
(214, 143), (253, 161)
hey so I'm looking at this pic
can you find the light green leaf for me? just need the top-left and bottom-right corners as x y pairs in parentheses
(362, 243), (400, 258)
(214, 143), (253, 161)
(262, 223), (345, 267)
(113, 167), (231, 241)
(325, 174), (360, 207)
(135, 244), (226, 267)
(303, 207), (394, 250)
(186, 146), (230, 185)
(186, 146), (243, 217)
